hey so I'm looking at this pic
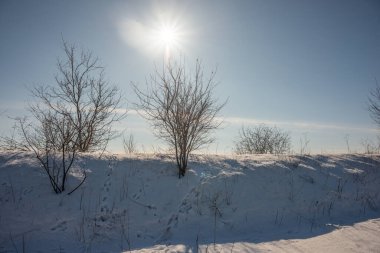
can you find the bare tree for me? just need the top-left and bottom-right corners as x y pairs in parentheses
(369, 79), (380, 127)
(0, 41), (121, 193)
(32, 41), (125, 152)
(133, 60), (226, 178)
(235, 125), (291, 155)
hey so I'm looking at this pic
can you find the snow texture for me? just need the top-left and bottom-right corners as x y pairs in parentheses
(0, 152), (379, 252)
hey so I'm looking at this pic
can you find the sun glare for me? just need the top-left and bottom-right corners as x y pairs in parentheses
(158, 25), (178, 47)
(120, 9), (188, 59)
(151, 22), (182, 59)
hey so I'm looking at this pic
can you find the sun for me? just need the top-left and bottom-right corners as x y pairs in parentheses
(156, 23), (180, 53)
(158, 25), (178, 47)
(119, 7), (191, 59)
(151, 22), (182, 59)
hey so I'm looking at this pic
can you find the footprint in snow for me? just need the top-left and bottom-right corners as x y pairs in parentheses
(51, 221), (67, 231)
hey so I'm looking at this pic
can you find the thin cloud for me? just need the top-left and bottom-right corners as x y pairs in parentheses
(119, 19), (151, 55)
(124, 109), (148, 117)
(114, 108), (148, 117)
(218, 116), (378, 133)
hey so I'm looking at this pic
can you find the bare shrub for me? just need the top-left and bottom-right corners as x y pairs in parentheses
(0, 41), (122, 193)
(133, 59), (226, 177)
(235, 125), (291, 155)
(31, 40), (125, 152)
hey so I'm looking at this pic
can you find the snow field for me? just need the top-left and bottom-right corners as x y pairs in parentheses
(0, 152), (379, 252)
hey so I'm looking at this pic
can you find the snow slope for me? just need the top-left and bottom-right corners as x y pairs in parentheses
(0, 152), (379, 252)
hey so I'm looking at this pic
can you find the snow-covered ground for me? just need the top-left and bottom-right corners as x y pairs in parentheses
(0, 152), (379, 252)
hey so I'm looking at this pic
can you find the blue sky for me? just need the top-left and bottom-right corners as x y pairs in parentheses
(0, 0), (379, 153)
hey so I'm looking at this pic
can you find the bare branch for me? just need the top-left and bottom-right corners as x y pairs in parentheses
(33, 40), (125, 152)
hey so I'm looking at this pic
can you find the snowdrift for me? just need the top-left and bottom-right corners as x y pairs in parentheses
(0, 152), (379, 252)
